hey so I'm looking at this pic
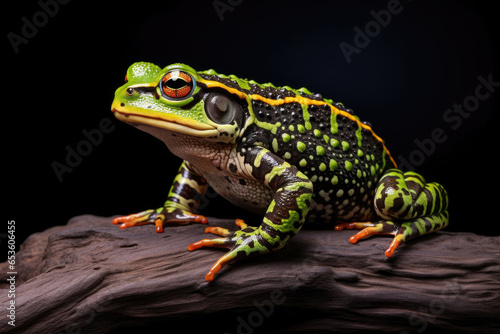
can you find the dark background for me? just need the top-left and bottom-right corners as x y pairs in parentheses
(4, 0), (499, 259)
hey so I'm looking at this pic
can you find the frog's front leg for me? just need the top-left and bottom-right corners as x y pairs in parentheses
(112, 161), (208, 232)
(188, 147), (313, 281)
(335, 169), (449, 257)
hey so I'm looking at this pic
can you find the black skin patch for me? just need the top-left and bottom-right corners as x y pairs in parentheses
(229, 163), (238, 173)
(239, 179), (247, 186)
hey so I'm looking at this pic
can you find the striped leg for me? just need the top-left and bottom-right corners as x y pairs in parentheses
(188, 147), (313, 281)
(112, 161), (208, 232)
(335, 169), (449, 257)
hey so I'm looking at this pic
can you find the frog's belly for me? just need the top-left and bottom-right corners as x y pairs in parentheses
(203, 173), (375, 223)
(204, 174), (273, 215)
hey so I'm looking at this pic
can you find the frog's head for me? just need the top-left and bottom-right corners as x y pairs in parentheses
(112, 62), (251, 144)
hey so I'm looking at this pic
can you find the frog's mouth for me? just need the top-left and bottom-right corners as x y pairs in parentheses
(112, 109), (218, 137)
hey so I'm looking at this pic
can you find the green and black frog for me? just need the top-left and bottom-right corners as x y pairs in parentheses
(111, 62), (449, 281)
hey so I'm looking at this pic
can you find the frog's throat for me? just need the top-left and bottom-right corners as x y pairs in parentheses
(112, 109), (218, 137)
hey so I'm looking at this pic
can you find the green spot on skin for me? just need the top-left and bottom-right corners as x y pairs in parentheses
(316, 146), (325, 156)
(297, 141), (306, 152)
(331, 175), (338, 185)
(272, 122), (281, 135)
(323, 135), (329, 144)
(319, 163), (327, 171)
(342, 141), (350, 151)
(272, 138), (278, 152)
(330, 138), (339, 148)
(345, 160), (353, 171)
(370, 165), (376, 176)
(314, 129), (322, 138)
(283, 152), (291, 160)
(330, 112), (338, 134)
(357, 149), (364, 157)
(288, 125), (295, 131)
(282, 133), (291, 143)
(302, 103), (310, 121)
(298, 124), (306, 133)
(356, 126), (363, 147)
(329, 159), (338, 171)
(299, 158), (307, 167)
(301, 104), (312, 131)
(357, 169), (362, 178)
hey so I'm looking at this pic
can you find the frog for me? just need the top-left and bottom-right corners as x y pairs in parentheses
(111, 62), (449, 282)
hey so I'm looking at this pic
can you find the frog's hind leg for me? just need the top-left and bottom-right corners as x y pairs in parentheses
(335, 169), (449, 257)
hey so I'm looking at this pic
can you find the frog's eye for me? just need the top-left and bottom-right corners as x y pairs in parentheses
(160, 70), (195, 99)
(205, 92), (242, 125)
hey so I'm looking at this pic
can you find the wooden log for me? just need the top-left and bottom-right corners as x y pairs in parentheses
(0, 215), (499, 333)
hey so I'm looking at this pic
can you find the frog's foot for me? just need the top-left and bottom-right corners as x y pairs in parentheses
(188, 219), (270, 282)
(335, 212), (449, 257)
(112, 208), (208, 233)
(335, 221), (404, 257)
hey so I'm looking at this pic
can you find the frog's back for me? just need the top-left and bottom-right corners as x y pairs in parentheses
(199, 70), (396, 223)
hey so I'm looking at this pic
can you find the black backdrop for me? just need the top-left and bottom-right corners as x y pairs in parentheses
(4, 0), (499, 260)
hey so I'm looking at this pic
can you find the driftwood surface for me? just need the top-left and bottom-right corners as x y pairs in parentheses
(0, 214), (499, 334)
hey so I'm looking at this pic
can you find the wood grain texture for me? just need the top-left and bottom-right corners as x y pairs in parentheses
(0, 215), (499, 334)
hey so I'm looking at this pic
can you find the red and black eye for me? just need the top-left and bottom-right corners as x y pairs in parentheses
(160, 70), (195, 100)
